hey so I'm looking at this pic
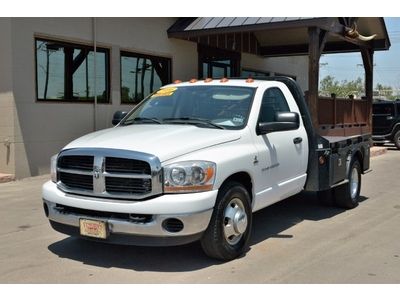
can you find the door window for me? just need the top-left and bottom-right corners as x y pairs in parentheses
(259, 88), (290, 123)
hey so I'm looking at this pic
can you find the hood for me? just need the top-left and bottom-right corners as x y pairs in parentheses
(63, 124), (241, 162)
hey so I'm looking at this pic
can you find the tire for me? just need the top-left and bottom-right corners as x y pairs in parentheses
(200, 181), (252, 261)
(317, 189), (334, 206)
(394, 131), (400, 149)
(333, 159), (361, 209)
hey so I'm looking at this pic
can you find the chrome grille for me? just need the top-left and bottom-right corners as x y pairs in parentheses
(56, 148), (162, 200)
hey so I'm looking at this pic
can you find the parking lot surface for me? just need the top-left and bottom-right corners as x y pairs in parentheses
(0, 150), (399, 283)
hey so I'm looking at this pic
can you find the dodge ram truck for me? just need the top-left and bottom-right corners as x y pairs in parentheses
(43, 77), (371, 260)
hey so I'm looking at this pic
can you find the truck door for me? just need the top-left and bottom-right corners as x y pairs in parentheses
(372, 103), (396, 136)
(252, 86), (308, 210)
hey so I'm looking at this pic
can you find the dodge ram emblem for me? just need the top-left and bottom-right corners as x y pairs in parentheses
(93, 167), (101, 179)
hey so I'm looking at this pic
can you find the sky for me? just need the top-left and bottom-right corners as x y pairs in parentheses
(319, 17), (400, 93)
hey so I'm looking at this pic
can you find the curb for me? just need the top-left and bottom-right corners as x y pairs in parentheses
(0, 173), (15, 184)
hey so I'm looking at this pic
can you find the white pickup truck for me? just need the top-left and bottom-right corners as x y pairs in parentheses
(43, 77), (371, 260)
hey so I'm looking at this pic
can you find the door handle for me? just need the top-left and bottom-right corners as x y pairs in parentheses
(293, 137), (303, 144)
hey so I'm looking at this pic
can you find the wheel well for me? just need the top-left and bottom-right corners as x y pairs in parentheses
(220, 172), (253, 203)
(391, 124), (400, 139)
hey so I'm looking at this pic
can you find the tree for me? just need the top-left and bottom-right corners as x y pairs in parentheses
(375, 83), (396, 100)
(319, 75), (364, 98)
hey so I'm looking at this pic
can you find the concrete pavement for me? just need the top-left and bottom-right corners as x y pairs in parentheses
(0, 150), (399, 283)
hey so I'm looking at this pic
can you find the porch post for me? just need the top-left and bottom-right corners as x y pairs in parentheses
(308, 27), (323, 130)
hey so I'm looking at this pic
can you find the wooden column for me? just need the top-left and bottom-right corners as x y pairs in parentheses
(361, 47), (374, 131)
(307, 27), (326, 130)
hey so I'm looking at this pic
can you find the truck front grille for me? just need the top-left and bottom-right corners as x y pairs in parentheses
(59, 172), (93, 191)
(58, 155), (94, 171)
(105, 177), (152, 194)
(105, 157), (151, 174)
(56, 148), (162, 200)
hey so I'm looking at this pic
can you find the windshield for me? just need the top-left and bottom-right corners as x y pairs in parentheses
(121, 85), (256, 130)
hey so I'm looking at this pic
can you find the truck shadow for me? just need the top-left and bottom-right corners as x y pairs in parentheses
(48, 191), (367, 272)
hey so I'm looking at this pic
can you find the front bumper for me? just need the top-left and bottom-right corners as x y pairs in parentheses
(42, 181), (217, 246)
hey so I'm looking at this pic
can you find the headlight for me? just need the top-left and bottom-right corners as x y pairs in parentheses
(50, 154), (58, 183)
(164, 161), (216, 193)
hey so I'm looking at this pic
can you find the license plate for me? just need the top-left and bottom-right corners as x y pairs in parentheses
(79, 219), (108, 239)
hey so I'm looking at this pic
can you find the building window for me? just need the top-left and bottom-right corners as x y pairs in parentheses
(35, 38), (110, 102)
(198, 45), (240, 79)
(120, 51), (171, 104)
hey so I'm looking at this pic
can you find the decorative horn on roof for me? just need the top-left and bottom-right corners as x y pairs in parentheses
(345, 23), (377, 41)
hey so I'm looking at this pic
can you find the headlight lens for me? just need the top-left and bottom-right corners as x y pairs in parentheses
(164, 161), (216, 193)
(50, 154), (58, 183)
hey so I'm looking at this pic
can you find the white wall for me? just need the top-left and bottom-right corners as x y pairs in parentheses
(242, 53), (308, 92)
(9, 17), (198, 178)
(0, 18), (16, 175)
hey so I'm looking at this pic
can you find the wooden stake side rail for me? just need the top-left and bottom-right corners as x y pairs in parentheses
(316, 96), (371, 136)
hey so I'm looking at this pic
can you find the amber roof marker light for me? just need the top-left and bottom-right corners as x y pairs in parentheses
(189, 78), (198, 83)
(245, 77), (254, 83)
(204, 78), (213, 83)
(220, 78), (229, 83)
(173, 80), (182, 84)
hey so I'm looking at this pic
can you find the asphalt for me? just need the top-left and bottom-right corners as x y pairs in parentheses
(0, 149), (399, 283)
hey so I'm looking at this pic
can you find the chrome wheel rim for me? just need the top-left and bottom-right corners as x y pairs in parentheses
(223, 198), (248, 245)
(350, 167), (359, 199)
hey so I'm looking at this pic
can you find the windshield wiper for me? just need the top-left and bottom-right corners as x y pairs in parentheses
(163, 117), (225, 129)
(123, 117), (162, 125)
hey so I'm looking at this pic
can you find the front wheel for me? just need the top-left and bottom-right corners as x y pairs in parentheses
(334, 159), (361, 209)
(200, 181), (252, 260)
(394, 131), (400, 149)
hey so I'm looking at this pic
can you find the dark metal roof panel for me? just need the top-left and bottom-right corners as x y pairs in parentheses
(216, 17), (236, 28)
(204, 17), (224, 29)
(243, 17), (261, 25)
(189, 17), (214, 30)
(257, 17), (274, 23)
(229, 17), (248, 27)
(179, 17), (317, 31)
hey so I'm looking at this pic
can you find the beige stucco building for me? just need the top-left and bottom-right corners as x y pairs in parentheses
(0, 17), (309, 179)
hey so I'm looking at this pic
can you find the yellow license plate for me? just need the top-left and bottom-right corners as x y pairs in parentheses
(79, 219), (108, 239)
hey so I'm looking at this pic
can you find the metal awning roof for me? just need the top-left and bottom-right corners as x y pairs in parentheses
(168, 17), (391, 57)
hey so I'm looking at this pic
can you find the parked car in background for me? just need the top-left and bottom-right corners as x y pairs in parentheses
(372, 100), (400, 149)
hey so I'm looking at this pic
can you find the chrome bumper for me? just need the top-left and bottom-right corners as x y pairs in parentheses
(44, 199), (213, 245)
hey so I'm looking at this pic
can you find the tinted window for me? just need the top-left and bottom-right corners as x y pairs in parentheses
(259, 88), (290, 122)
(35, 38), (109, 102)
(373, 104), (395, 116)
(121, 52), (171, 104)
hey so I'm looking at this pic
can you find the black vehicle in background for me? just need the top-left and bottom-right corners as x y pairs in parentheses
(372, 100), (400, 149)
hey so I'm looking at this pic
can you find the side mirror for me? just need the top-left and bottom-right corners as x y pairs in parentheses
(257, 112), (300, 135)
(112, 111), (128, 125)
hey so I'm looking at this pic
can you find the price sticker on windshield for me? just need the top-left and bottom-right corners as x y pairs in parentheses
(151, 87), (177, 98)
